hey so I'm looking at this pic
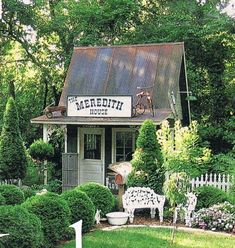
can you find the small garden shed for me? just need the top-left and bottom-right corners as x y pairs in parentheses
(32, 43), (191, 191)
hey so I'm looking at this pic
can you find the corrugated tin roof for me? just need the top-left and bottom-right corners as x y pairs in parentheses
(59, 43), (185, 112)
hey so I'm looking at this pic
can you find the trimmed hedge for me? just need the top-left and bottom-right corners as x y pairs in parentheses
(61, 189), (95, 233)
(0, 193), (6, 205)
(194, 186), (230, 210)
(22, 192), (71, 248)
(0, 184), (24, 205)
(0, 205), (43, 248)
(78, 182), (115, 216)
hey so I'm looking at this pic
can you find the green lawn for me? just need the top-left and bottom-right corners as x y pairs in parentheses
(59, 227), (235, 248)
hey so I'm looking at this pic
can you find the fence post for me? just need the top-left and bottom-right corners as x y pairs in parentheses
(70, 220), (82, 248)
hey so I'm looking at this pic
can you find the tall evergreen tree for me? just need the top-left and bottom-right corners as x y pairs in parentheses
(127, 119), (165, 193)
(0, 97), (27, 180)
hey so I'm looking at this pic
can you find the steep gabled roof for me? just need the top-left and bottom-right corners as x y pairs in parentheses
(32, 43), (190, 125)
(60, 43), (184, 110)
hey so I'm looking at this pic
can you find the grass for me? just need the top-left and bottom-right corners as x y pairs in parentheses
(59, 227), (235, 248)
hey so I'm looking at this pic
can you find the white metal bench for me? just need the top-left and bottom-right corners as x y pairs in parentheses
(122, 187), (165, 223)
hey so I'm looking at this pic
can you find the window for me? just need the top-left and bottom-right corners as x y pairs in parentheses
(84, 133), (101, 159)
(113, 129), (136, 162)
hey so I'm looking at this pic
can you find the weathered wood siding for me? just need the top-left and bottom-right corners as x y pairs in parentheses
(62, 153), (79, 191)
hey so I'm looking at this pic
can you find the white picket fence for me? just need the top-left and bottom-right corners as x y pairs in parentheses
(106, 173), (234, 193)
(0, 179), (22, 187)
(190, 173), (234, 192)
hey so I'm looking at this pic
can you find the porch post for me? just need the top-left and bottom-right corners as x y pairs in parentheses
(62, 125), (68, 153)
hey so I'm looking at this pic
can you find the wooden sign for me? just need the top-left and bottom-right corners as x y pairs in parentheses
(67, 96), (132, 117)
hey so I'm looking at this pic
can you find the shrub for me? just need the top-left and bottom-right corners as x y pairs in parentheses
(28, 139), (54, 161)
(47, 179), (62, 193)
(22, 158), (43, 186)
(0, 193), (6, 205)
(0, 184), (24, 205)
(21, 187), (36, 200)
(22, 192), (71, 248)
(192, 202), (235, 232)
(0, 205), (43, 248)
(132, 119), (163, 173)
(61, 189), (95, 233)
(128, 119), (165, 193)
(78, 182), (115, 216)
(194, 186), (230, 210)
(0, 97), (27, 180)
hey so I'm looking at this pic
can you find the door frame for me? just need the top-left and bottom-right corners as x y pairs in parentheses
(78, 127), (105, 185)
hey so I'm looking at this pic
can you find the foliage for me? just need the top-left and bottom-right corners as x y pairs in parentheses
(128, 119), (164, 193)
(0, 205), (43, 248)
(22, 158), (43, 186)
(0, 193), (6, 205)
(0, 184), (24, 205)
(47, 127), (65, 180)
(127, 169), (165, 195)
(22, 193), (71, 248)
(47, 179), (62, 194)
(199, 117), (235, 154)
(78, 182), (115, 217)
(21, 187), (36, 200)
(0, 0), (234, 155)
(207, 153), (235, 174)
(192, 202), (235, 232)
(28, 139), (54, 161)
(163, 172), (189, 207)
(61, 189), (95, 233)
(28, 139), (54, 185)
(0, 97), (27, 180)
(194, 186), (230, 210)
(157, 120), (211, 177)
(132, 119), (163, 172)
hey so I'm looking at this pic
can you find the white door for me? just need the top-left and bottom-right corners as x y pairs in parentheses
(79, 128), (105, 184)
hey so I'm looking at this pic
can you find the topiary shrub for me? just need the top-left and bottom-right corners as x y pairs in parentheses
(0, 184), (24, 205)
(28, 139), (54, 161)
(61, 189), (95, 233)
(0, 205), (43, 248)
(78, 182), (115, 216)
(22, 192), (71, 248)
(0, 193), (6, 205)
(194, 186), (230, 210)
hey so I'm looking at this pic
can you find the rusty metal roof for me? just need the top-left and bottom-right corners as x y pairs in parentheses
(59, 43), (185, 110)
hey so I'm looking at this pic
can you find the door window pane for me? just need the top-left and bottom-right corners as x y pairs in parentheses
(84, 134), (101, 159)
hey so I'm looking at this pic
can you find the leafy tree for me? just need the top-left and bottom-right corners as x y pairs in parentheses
(0, 97), (27, 180)
(127, 119), (165, 193)
(0, 0), (234, 175)
(157, 120), (211, 177)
